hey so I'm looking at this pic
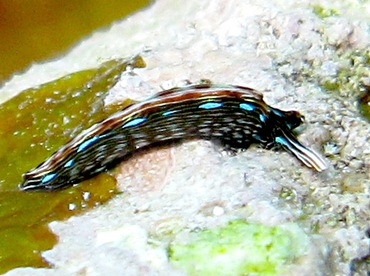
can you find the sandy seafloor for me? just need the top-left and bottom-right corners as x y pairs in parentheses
(1, 0), (369, 275)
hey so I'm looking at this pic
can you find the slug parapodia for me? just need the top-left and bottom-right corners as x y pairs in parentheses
(20, 83), (327, 191)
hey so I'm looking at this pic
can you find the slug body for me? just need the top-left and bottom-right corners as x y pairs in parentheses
(20, 83), (327, 191)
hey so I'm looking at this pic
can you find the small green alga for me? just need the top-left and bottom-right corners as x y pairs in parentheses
(168, 220), (309, 276)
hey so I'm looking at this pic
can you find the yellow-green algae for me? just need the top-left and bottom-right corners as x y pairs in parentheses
(312, 5), (339, 18)
(168, 220), (309, 276)
(320, 50), (369, 95)
(323, 49), (370, 121)
(0, 55), (145, 273)
(309, 48), (370, 121)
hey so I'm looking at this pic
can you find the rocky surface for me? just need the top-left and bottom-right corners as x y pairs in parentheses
(2, 0), (369, 275)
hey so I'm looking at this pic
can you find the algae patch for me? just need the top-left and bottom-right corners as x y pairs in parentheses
(168, 220), (309, 276)
(312, 5), (339, 19)
(0, 55), (145, 273)
(320, 49), (370, 120)
(305, 47), (370, 121)
(320, 50), (369, 95)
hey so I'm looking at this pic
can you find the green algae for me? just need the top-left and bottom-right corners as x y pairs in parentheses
(324, 49), (370, 121)
(319, 50), (369, 95)
(312, 5), (339, 18)
(168, 220), (309, 276)
(0, 55), (145, 273)
(310, 48), (370, 121)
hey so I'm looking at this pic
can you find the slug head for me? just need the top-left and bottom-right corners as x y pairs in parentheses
(270, 109), (304, 130)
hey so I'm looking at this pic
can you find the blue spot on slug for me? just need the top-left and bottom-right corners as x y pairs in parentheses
(271, 109), (283, 117)
(77, 136), (100, 153)
(162, 110), (177, 117)
(64, 159), (75, 168)
(253, 134), (262, 141)
(259, 114), (267, 123)
(275, 136), (288, 146)
(198, 102), (223, 110)
(41, 173), (58, 184)
(239, 103), (255, 111)
(122, 117), (147, 128)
